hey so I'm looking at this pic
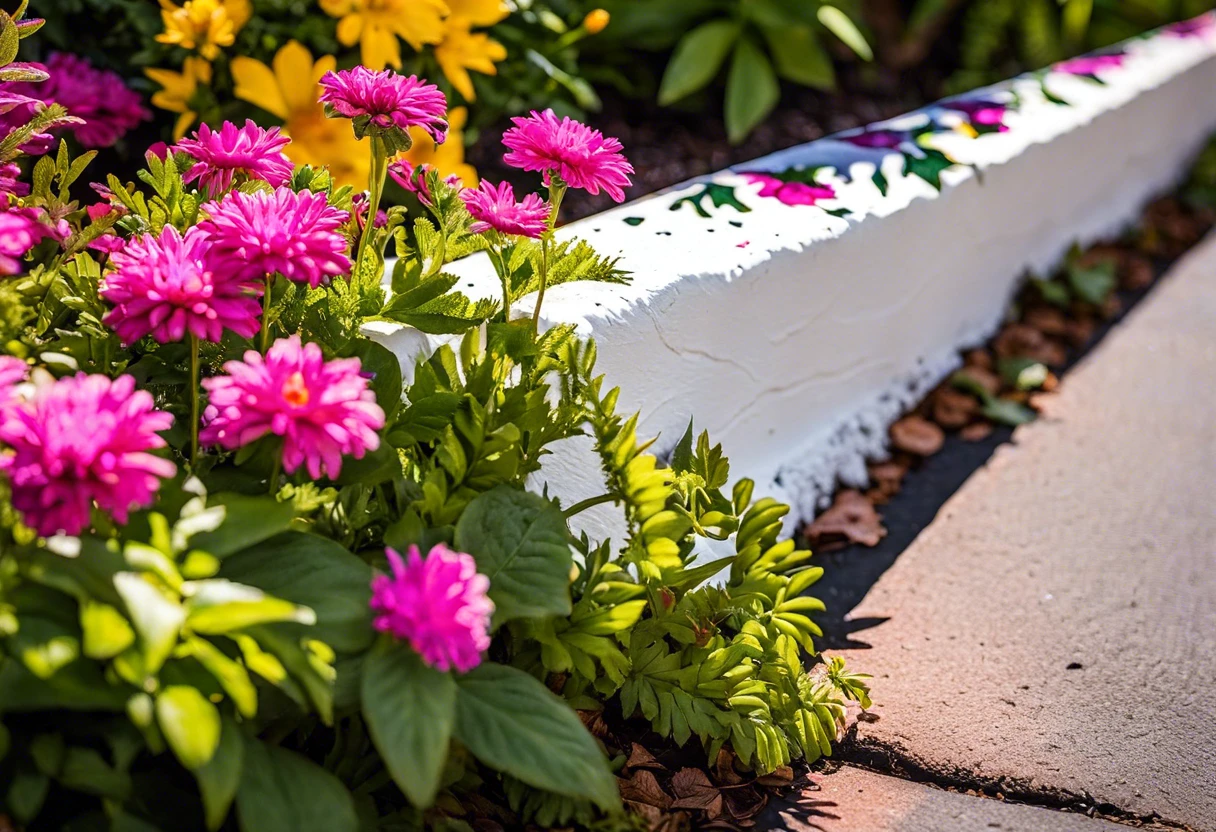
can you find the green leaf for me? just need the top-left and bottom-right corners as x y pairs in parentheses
(195, 717), (244, 831)
(184, 580), (314, 635)
(236, 738), (357, 832)
(79, 601), (135, 660)
(1067, 260), (1116, 305)
(981, 397), (1037, 427)
(453, 662), (618, 810)
(185, 494), (298, 559)
(658, 19), (740, 105)
(219, 532), (374, 653)
(361, 639), (456, 808)
(816, 6), (873, 60)
(58, 747), (131, 799)
(156, 685), (221, 770)
(724, 36), (780, 144)
(0, 13), (20, 67)
(453, 486), (573, 625)
(761, 23), (835, 89)
(186, 636), (258, 718)
(346, 338), (403, 422)
(6, 770), (49, 823)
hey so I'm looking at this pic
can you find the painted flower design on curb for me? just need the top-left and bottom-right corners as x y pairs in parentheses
(940, 99), (1010, 134)
(1164, 13), (1215, 39)
(1055, 52), (1127, 77)
(841, 128), (910, 150)
(741, 173), (837, 207)
(369, 544), (494, 673)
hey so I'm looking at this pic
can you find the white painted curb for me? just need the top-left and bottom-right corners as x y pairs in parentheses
(371, 16), (1216, 546)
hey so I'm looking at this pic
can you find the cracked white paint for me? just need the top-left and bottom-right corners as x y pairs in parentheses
(370, 19), (1216, 555)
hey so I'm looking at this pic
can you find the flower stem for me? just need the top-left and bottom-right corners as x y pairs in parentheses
(268, 451), (281, 496)
(260, 274), (273, 353)
(532, 179), (567, 330)
(358, 135), (388, 272)
(189, 333), (200, 467)
(488, 241), (511, 321)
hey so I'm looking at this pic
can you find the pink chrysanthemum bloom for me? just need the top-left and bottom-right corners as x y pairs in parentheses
(502, 109), (634, 203)
(0, 207), (65, 275)
(0, 373), (175, 536)
(8, 53), (149, 148)
(370, 544), (493, 673)
(198, 187), (352, 289)
(351, 191), (389, 231)
(102, 226), (262, 345)
(1055, 53), (1126, 75)
(0, 356), (27, 412)
(460, 180), (551, 238)
(387, 159), (461, 208)
(0, 162), (27, 198)
(175, 120), (294, 196)
(319, 67), (448, 150)
(201, 336), (385, 480)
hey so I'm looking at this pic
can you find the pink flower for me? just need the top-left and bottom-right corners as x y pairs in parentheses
(742, 173), (837, 207)
(198, 187), (352, 289)
(841, 128), (908, 149)
(7, 53), (149, 148)
(502, 109), (634, 202)
(387, 159), (460, 207)
(460, 180), (550, 238)
(0, 356), (26, 412)
(87, 234), (127, 256)
(102, 226), (262, 345)
(0, 207), (64, 275)
(351, 191), (388, 230)
(1055, 53), (1126, 75)
(319, 67), (448, 147)
(370, 544), (493, 673)
(0, 162), (27, 198)
(1165, 14), (1215, 38)
(201, 336), (385, 480)
(0, 373), (175, 536)
(943, 99), (1009, 132)
(175, 120), (294, 196)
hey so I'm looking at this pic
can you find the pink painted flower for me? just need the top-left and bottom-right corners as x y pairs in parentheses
(943, 99), (1009, 132)
(7, 53), (149, 148)
(319, 67), (448, 147)
(370, 544), (493, 673)
(1055, 53), (1126, 75)
(198, 187), (352, 289)
(0, 162), (27, 198)
(0, 373), (175, 536)
(102, 226), (262, 345)
(460, 180), (550, 238)
(201, 336), (385, 480)
(502, 109), (634, 202)
(841, 128), (908, 149)
(1165, 14), (1215, 38)
(175, 120), (294, 196)
(742, 173), (837, 207)
(0, 207), (65, 275)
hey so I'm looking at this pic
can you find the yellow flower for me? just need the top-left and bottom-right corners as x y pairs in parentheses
(231, 41), (370, 188)
(156, 0), (252, 60)
(583, 9), (610, 34)
(144, 57), (213, 139)
(435, 20), (507, 101)
(446, 0), (508, 27)
(399, 105), (478, 186)
(320, 0), (450, 70)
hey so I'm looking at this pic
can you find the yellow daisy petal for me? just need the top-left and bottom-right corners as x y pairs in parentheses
(274, 40), (322, 116)
(446, 0), (508, 27)
(231, 55), (289, 119)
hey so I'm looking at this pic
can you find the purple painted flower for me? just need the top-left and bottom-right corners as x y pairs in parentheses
(942, 99), (1009, 132)
(460, 180), (550, 237)
(1165, 14), (1215, 38)
(198, 187), (352, 289)
(840, 128), (908, 150)
(742, 173), (837, 207)
(502, 109), (634, 202)
(370, 544), (493, 673)
(201, 336), (385, 480)
(1055, 53), (1127, 76)
(0, 207), (66, 275)
(319, 67), (448, 147)
(102, 226), (262, 345)
(175, 120), (294, 196)
(0, 373), (175, 536)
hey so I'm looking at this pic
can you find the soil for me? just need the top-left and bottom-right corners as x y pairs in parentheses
(467, 62), (946, 222)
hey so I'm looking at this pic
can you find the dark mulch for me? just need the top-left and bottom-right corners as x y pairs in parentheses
(468, 63), (947, 222)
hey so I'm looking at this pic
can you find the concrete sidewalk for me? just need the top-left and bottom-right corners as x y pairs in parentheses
(803, 234), (1216, 830)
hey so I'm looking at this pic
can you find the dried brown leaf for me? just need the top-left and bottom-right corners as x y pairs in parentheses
(722, 785), (767, 822)
(670, 767), (724, 818)
(964, 348), (994, 370)
(627, 742), (667, 772)
(620, 769), (673, 809)
(754, 765), (794, 787)
(960, 421), (993, 442)
(805, 490), (887, 549)
(889, 415), (945, 457)
(713, 748), (744, 786)
(1023, 305), (1069, 337)
(931, 387), (978, 430)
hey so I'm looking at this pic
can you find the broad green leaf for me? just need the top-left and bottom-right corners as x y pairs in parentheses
(156, 685), (221, 770)
(347, 338), (403, 422)
(454, 662), (618, 810)
(762, 23), (835, 89)
(6, 770), (48, 823)
(80, 601), (135, 660)
(186, 636), (258, 718)
(11, 616), (79, 679)
(658, 19), (740, 105)
(114, 572), (185, 675)
(453, 486), (573, 624)
(0, 14), (19, 66)
(236, 738), (357, 832)
(361, 639), (456, 808)
(1067, 260), (1116, 305)
(184, 579), (314, 635)
(817, 6), (873, 60)
(0, 658), (127, 712)
(57, 747), (131, 799)
(185, 494), (298, 559)
(724, 36), (780, 144)
(219, 532), (373, 653)
(195, 717), (244, 831)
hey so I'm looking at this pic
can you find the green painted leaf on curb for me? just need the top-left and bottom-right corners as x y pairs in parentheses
(195, 717), (244, 831)
(362, 639), (456, 808)
(725, 36), (780, 144)
(659, 19), (740, 105)
(454, 486), (573, 625)
(453, 662), (618, 810)
(236, 737), (357, 832)
(156, 685), (221, 770)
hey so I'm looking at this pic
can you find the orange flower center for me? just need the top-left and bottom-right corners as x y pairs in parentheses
(281, 371), (310, 407)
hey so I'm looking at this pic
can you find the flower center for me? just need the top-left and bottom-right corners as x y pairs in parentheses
(281, 371), (310, 407)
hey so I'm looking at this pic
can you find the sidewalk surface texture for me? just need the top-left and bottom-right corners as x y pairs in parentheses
(778, 767), (1129, 831)
(811, 232), (1216, 830)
